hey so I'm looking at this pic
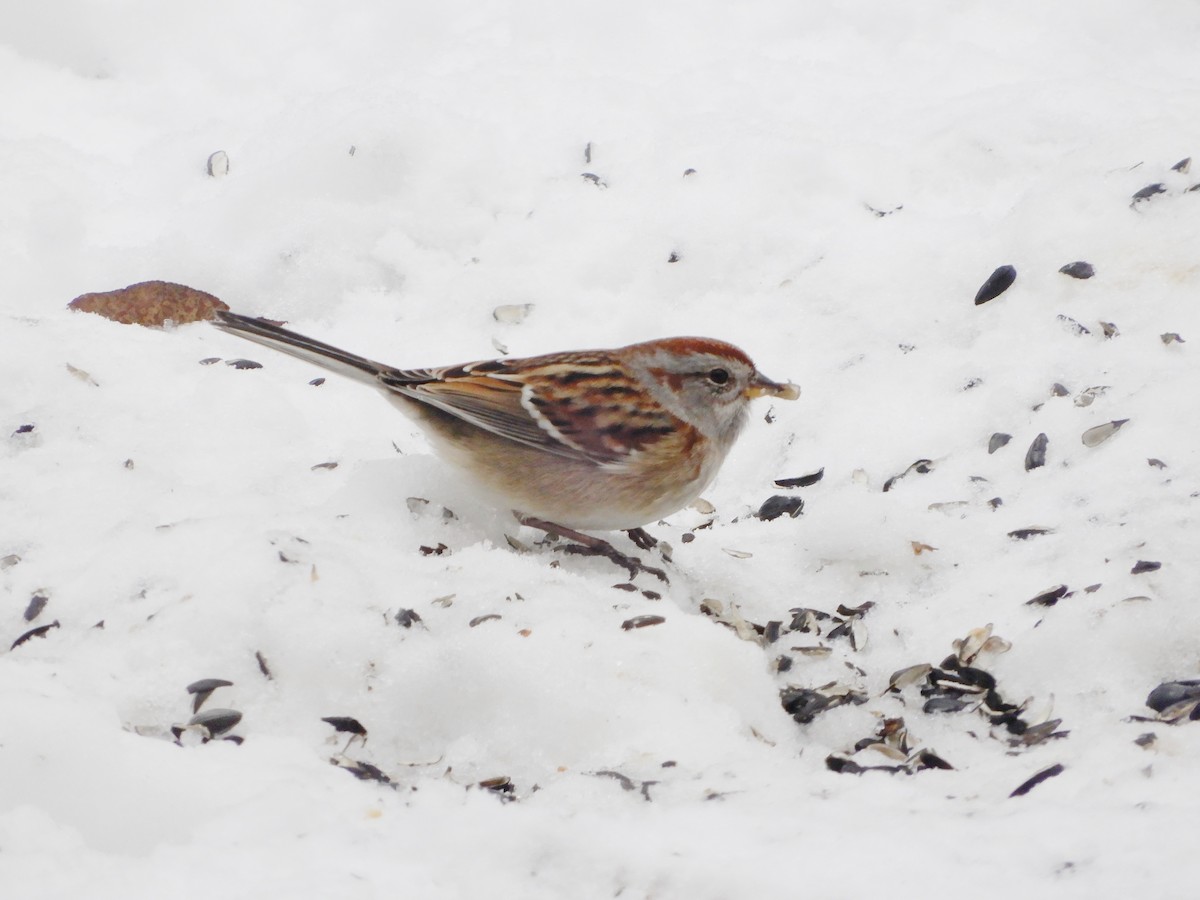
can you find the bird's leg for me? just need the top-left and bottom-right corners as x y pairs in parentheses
(624, 527), (658, 551)
(516, 514), (669, 583)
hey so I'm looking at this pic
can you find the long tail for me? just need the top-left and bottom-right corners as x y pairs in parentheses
(212, 310), (389, 387)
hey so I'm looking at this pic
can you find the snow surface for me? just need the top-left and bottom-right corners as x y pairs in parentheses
(3, 2), (1200, 897)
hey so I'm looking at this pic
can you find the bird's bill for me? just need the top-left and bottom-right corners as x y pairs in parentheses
(746, 375), (800, 401)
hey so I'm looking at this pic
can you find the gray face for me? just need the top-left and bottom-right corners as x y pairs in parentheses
(631, 347), (756, 451)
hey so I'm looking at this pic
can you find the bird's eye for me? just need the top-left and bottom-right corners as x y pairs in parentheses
(707, 368), (730, 385)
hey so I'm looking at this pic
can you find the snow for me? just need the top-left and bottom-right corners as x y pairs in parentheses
(3, 2), (1200, 896)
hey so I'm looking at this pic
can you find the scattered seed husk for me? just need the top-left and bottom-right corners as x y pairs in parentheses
(1131, 183), (1166, 203)
(888, 664), (933, 693)
(1013, 719), (1068, 747)
(1173, 157), (1192, 174)
(1057, 315), (1090, 336)
(590, 769), (637, 791)
(1148, 458), (1167, 469)
(492, 303), (534, 324)
(914, 749), (954, 770)
(1050, 383), (1070, 397)
(722, 548), (753, 559)
(953, 623), (1001, 665)
(1100, 321), (1119, 338)
(1134, 732), (1158, 748)
(1161, 332), (1186, 345)
(393, 608), (423, 628)
(974, 265), (1017, 305)
(1010, 764), (1065, 797)
(825, 756), (865, 774)
(309, 377), (325, 386)
(406, 497), (455, 520)
(923, 695), (972, 714)
(1074, 386), (1108, 407)
(255, 650), (272, 679)
(322, 716), (368, 737)
(621, 615), (666, 631)
(982, 635), (1013, 655)
(469, 614), (502, 627)
(781, 683), (867, 724)
(199, 357), (221, 365)
(580, 172), (607, 188)
(756, 495), (804, 521)
(792, 645), (832, 658)
(311, 461), (338, 471)
(700, 601), (761, 643)
(419, 543), (449, 556)
(1157, 698), (1200, 722)
(883, 458), (934, 492)
(1058, 261), (1095, 279)
(1, 553), (20, 569)
(478, 776), (516, 801)
(1009, 527), (1054, 540)
(1146, 680), (1200, 714)
(188, 708), (242, 738)
(66, 363), (99, 386)
(336, 759), (392, 783)
(1024, 433), (1048, 470)
(848, 618), (868, 651)
(23, 593), (48, 622)
(1131, 560), (1161, 574)
(1026, 584), (1070, 607)
(225, 358), (263, 369)
(774, 468), (824, 488)
(988, 433), (1012, 454)
(11, 620), (60, 650)
(864, 202), (904, 218)
(1081, 419), (1129, 447)
(787, 607), (831, 634)
(206, 150), (230, 177)
(187, 678), (233, 713)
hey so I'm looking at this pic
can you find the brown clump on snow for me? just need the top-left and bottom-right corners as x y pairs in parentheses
(68, 280), (228, 327)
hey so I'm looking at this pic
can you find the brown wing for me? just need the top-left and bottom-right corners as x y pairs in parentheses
(378, 353), (684, 469)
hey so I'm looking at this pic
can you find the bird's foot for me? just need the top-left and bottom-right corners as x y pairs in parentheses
(516, 515), (669, 583)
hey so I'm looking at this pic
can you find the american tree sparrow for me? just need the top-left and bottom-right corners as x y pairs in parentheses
(212, 311), (799, 577)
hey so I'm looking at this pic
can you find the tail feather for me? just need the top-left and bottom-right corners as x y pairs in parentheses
(212, 310), (388, 387)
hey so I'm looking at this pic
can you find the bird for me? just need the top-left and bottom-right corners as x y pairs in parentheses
(212, 310), (799, 578)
